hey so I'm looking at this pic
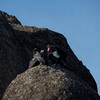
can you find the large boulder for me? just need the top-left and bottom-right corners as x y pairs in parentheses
(2, 65), (100, 100)
(0, 11), (99, 99)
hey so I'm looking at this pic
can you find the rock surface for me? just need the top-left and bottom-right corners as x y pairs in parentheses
(2, 65), (100, 100)
(0, 11), (100, 99)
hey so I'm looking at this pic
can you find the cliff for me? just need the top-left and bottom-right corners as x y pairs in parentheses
(0, 11), (100, 100)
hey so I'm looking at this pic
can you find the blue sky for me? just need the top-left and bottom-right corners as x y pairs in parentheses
(0, 0), (100, 94)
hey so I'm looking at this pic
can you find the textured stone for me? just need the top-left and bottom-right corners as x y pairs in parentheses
(2, 65), (100, 100)
(0, 11), (99, 99)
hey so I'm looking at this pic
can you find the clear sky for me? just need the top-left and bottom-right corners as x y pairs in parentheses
(0, 0), (100, 94)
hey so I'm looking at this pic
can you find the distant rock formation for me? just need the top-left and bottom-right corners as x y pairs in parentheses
(0, 11), (100, 100)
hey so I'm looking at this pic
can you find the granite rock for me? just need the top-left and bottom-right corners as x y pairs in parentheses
(0, 11), (99, 100)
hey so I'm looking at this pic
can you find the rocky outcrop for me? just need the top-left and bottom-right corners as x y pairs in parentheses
(0, 11), (100, 99)
(0, 10), (21, 25)
(2, 65), (100, 100)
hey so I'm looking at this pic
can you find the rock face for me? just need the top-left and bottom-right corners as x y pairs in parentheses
(2, 65), (100, 100)
(0, 11), (100, 99)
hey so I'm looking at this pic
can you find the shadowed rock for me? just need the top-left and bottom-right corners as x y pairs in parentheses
(0, 11), (99, 99)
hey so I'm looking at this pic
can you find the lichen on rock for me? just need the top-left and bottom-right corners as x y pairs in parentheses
(2, 65), (100, 100)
